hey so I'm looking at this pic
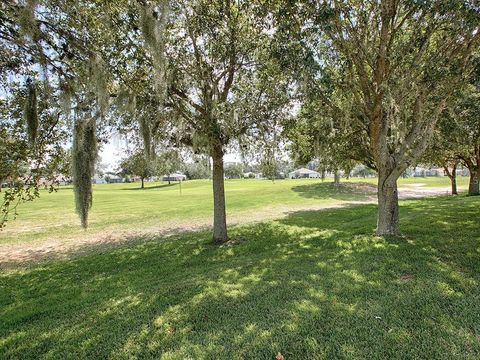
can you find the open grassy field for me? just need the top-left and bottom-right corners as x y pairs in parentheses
(1, 193), (479, 359)
(0, 176), (469, 247)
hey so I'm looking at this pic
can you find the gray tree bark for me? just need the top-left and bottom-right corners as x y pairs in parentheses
(451, 173), (457, 196)
(377, 172), (400, 236)
(212, 144), (228, 243)
(444, 164), (457, 195)
(463, 152), (480, 196)
(468, 168), (479, 196)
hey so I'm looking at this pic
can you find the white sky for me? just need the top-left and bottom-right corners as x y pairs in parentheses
(99, 133), (241, 172)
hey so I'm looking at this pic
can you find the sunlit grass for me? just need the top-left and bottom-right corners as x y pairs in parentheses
(1, 176), (468, 245)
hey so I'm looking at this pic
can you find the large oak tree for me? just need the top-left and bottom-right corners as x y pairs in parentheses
(279, 0), (479, 235)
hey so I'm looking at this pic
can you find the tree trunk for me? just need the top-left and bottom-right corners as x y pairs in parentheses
(468, 168), (479, 196)
(451, 174), (457, 195)
(444, 164), (457, 195)
(141, 177), (144, 189)
(211, 145), (228, 243)
(207, 156), (212, 179)
(333, 170), (340, 185)
(377, 172), (400, 236)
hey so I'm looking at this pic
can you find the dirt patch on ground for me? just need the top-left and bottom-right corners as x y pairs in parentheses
(0, 200), (372, 269)
(0, 184), (452, 269)
(398, 185), (451, 199)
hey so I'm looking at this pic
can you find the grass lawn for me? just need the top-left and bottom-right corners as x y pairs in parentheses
(1, 179), (368, 245)
(0, 176), (469, 246)
(1, 194), (479, 359)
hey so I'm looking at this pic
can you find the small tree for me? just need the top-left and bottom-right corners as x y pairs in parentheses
(224, 163), (244, 179)
(422, 124), (460, 195)
(120, 151), (153, 189)
(424, 58), (480, 196)
(183, 155), (210, 179)
(155, 150), (182, 185)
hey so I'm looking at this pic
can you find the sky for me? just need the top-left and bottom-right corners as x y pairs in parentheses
(99, 132), (241, 172)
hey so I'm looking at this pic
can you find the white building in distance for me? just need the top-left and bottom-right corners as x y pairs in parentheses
(288, 168), (321, 179)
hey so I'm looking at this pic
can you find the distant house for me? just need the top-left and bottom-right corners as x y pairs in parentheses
(413, 167), (440, 177)
(243, 172), (262, 179)
(37, 175), (71, 186)
(289, 168), (321, 179)
(107, 174), (124, 183)
(162, 173), (187, 182)
(93, 175), (107, 184)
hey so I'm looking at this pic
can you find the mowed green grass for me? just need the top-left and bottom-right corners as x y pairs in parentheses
(0, 176), (468, 245)
(0, 194), (479, 359)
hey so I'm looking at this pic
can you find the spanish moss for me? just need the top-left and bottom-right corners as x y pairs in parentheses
(88, 54), (109, 117)
(139, 0), (169, 98)
(139, 114), (152, 157)
(59, 80), (74, 119)
(18, 0), (38, 39)
(72, 118), (97, 228)
(23, 79), (38, 145)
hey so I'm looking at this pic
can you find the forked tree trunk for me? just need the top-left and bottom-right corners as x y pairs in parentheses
(468, 168), (479, 196)
(377, 172), (400, 236)
(212, 145), (228, 243)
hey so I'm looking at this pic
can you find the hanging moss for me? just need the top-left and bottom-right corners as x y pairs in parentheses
(72, 118), (97, 228)
(139, 114), (152, 157)
(59, 80), (74, 118)
(23, 79), (38, 145)
(138, 1), (169, 98)
(88, 54), (109, 116)
(18, 0), (38, 40)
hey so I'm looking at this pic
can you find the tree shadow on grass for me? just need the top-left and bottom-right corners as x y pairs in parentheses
(1, 197), (479, 359)
(120, 183), (178, 191)
(291, 181), (377, 202)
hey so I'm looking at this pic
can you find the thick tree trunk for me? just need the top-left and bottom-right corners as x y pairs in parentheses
(468, 168), (479, 196)
(377, 172), (400, 236)
(212, 145), (228, 243)
(141, 177), (144, 189)
(463, 150), (480, 196)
